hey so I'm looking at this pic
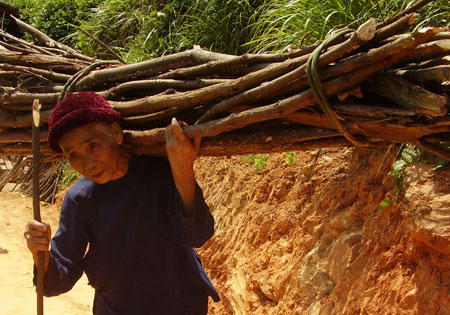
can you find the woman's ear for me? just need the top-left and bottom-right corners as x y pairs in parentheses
(111, 122), (123, 145)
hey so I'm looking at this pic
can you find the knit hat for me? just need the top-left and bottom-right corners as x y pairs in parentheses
(47, 92), (122, 153)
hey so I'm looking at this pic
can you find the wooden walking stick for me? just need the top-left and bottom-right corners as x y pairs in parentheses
(32, 99), (44, 315)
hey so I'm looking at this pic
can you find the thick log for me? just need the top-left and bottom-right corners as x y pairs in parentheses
(0, 50), (89, 73)
(364, 73), (447, 116)
(0, 109), (51, 128)
(0, 92), (59, 104)
(400, 39), (450, 63)
(333, 103), (418, 119)
(0, 143), (54, 156)
(0, 129), (47, 144)
(286, 111), (450, 142)
(102, 78), (229, 98)
(74, 48), (234, 90)
(398, 65), (450, 83)
(124, 126), (350, 156)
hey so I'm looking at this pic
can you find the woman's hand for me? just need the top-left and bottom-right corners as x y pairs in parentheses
(24, 220), (51, 272)
(165, 117), (201, 216)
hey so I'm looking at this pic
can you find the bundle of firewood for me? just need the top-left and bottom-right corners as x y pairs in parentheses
(0, 1), (449, 160)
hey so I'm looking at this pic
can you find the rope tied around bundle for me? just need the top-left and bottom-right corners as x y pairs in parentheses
(306, 29), (371, 147)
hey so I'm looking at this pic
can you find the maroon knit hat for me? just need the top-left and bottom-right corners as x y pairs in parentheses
(48, 92), (122, 153)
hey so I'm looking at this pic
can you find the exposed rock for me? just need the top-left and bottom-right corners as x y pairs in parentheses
(194, 147), (450, 314)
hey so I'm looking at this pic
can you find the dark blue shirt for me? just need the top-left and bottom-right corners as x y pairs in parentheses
(40, 155), (219, 314)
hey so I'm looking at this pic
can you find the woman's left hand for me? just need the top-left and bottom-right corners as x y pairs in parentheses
(165, 118), (201, 215)
(165, 117), (200, 172)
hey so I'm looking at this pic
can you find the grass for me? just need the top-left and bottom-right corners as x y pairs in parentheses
(58, 161), (80, 189)
(10, 0), (450, 61)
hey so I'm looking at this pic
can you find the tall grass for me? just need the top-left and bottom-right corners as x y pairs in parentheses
(246, 0), (450, 53)
(9, 0), (450, 61)
(76, 0), (264, 62)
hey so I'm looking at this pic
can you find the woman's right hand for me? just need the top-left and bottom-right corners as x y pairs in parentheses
(24, 220), (51, 272)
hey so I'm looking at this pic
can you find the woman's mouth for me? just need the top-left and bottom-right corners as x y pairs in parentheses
(92, 170), (104, 179)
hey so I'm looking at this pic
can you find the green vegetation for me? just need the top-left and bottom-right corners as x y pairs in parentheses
(284, 152), (296, 165)
(10, 0), (102, 46)
(10, 0), (450, 62)
(243, 154), (268, 173)
(58, 161), (81, 189)
(379, 143), (450, 209)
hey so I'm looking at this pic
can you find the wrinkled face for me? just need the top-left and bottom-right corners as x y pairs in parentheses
(59, 122), (128, 184)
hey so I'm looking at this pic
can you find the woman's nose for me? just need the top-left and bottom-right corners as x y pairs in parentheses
(83, 155), (97, 171)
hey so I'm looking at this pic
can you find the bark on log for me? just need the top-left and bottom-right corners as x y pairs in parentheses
(0, 8), (449, 159)
(364, 73), (447, 116)
(399, 65), (450, 83)
(0, 50), (89, 73)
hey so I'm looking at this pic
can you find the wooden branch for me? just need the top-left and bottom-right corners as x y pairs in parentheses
(123, 107), (188, 125)
(0, 102), (54, 112)
(372, 13), (418, 43)
(0, 63), (71, 82)
(0, 92), (58, 104)
(364, 73), (447, 116)
(0, 29), (55, 55)
(111, 20), (379, 116)
(400, 39), (450, 63)
(0, 143), (54, 156)
(333, 103), (418, 118)
(123, 53), (415, 146)
(286, 111), (450, 142)
(398, 65), (450, 83)
(319, 28), (444, 80)
(110, 57), (305, 115)
(11, 16), (94, 62)
(0, 129), (47, 144)
(74, 48), (234, 90)
(377, 0), (436, 28)
(124, 126), (349, 156)
(432, 31), (450, 40)
(413, 137), (450, 161)
(0, 39), (36, 53)
(0, 109), (51, 128)
(102, 78), (228, 98)
(0, 50), (90, 73)
(196, 18), (377, 123)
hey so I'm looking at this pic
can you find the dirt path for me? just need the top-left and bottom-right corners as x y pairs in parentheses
(0, 190), (93, 314)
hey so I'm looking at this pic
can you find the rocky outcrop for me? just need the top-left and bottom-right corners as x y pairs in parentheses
(194, 147), (450, 314)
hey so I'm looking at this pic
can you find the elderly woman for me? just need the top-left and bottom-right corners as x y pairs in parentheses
(24, 92), (219, 314)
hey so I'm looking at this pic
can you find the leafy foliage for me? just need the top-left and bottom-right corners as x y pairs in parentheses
(243, 154), (268, 173)
(58, 161), (81, 189)
(284, 152), (296, 165)
(10, 0), (102, 46)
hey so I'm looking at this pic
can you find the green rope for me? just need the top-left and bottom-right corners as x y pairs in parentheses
(306, 29), (369, 147)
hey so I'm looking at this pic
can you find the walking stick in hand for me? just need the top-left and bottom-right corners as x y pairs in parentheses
(32, 99), (44, 315)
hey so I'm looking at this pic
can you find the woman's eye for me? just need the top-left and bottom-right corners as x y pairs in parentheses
(69, 152), (80, 160)
(89, 143), (98, 151)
